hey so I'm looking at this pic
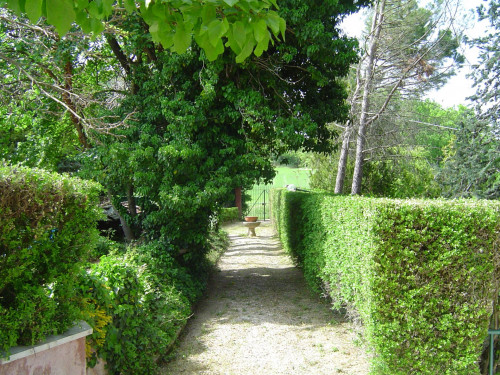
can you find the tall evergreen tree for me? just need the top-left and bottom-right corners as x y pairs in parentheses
(438, 0), (500, 199)
(469, 0), (500, 130)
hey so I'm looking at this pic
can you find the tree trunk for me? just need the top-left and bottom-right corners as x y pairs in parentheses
(107, 191), (135, 242)
(335, 52), (364, 194)
(335, 122), (353, 194)
(351, 0), (386, 195)
(127, 183), (137, 217)
(63, 60), (90, 149)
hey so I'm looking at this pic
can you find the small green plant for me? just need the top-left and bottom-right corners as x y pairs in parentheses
(88, 234), (125, 261)
(79, 227), (231, 374)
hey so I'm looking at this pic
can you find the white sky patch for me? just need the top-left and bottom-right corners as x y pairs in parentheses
(339, 7), (369, 39)
(426, 0), (490, 108)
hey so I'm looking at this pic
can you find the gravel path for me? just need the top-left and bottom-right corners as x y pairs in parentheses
(161, 221), (369, 375)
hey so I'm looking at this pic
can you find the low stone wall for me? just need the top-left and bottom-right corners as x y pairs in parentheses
(0, 322), (92, 375)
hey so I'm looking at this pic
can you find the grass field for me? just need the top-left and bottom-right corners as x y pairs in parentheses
(245, 167), (311, 219)
(267, 166), (311, 189)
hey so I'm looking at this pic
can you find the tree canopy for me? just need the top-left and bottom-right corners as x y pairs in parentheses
(469, 0), (500, 130)
(437, 0), (500, 200)
(0, 0), (369, 265)
(321, 0), (463, 195)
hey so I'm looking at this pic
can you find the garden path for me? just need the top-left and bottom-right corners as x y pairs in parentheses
(160, 221), (369, 375)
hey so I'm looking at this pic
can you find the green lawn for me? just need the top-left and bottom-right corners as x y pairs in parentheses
(268, 166), (311, 189)
(245, 167), (311, 219)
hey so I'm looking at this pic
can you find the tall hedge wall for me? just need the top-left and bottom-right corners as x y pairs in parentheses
(271, 189), (500, 374)
(0, 164), (102, 354)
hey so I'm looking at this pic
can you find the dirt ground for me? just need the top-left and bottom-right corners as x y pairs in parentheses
(160, 221), (369, 375)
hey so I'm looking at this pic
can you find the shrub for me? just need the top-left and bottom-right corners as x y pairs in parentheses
(219, 207), (240, 223)
(79, 230), (228, 374)
(0, 164), (101, 354)
(82, 249), (191, 375)
(271, 189), (500, 374)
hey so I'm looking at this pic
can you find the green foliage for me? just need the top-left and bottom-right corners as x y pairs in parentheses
(206, 228), (230, 265)
(76, 0), (367, 270)
(438, 112), (500, 199)
(88, 235), (126, 261)
(271, 189), (500, 374)
(82, 248), (191, 375)
(412, 100), (462, 165)
(273, 151), (304, 168)
(78, 228), (228, 374)
(0, 102), (75, 171)
(220, 207), (240, 223)
(0, 14), (92, 172)
(310, 148), (442, 199)
(0, 163), (102, 354)
(2, 0), (286, 62)
(469, 0), (500, 130)
(309, 99), (470, 198)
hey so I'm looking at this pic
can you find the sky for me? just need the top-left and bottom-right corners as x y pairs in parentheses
(339, 0), (490, 109)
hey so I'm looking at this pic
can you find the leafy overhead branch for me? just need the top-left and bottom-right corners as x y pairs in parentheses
(1, 0), (287, 62)
(0, 15), (132, 143)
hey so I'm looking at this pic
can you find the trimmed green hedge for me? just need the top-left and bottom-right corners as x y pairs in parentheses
(0, 164), (102, 353)
(271, 189), (500, 374)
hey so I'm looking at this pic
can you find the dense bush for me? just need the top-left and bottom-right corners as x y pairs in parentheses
(79, 229), (229, 375)
(271, 189), (500, 374)
(273, 152), (305, 168)
(219, 207), (240, 223)
(80, 247), (191, 374)
(309, 148), (442, 198)
(0, 164), (102, 354)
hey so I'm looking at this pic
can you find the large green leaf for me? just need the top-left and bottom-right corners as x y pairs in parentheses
(253, 19), (267, 42)
(6, 0), (25, 15)
(46, 0), (75, 35)
(75, 10), (92, 33)
(265, 11), (280, 35)
(195, 32), (224, 61)
(102, 0), (114, 17)
(90, 17), (104, 34)
(25, 0), (42, 22)
(225, 27), (242, 54)
(279, 16), (286, 40)
(201, 3), (216, 24)
(236, 35), (255, 63)
(253, 28), (269, 56)
(152, 22), (174, 49)
(268, 0), (279, 9)
(173, 22), (192, 53)
(207, 18), (229, 48)
(124, 0), (136, 13)
(233, 21), (247, 49)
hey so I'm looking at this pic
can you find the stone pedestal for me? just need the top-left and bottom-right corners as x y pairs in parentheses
(0, 322), (93, 375)
(243, 221), (261, 236)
